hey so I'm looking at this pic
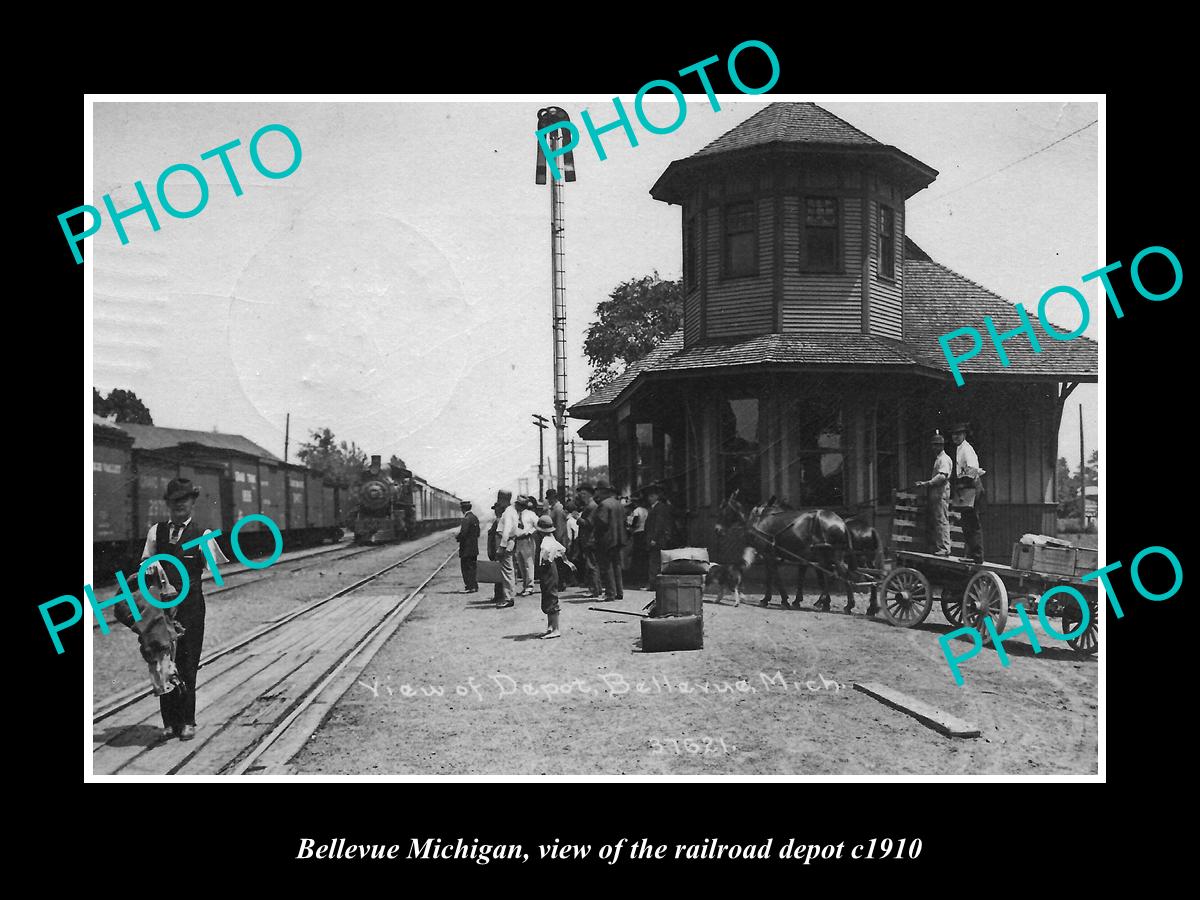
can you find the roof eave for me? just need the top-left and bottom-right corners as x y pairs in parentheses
(651, 144), (939, 205)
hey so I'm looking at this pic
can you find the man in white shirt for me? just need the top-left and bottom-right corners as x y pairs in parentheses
(915, 431), (953, 556)
(141, 477), (229, 741)
(514, 496), (540, 596)
(949, 422), (986, 563)
(494, 489), (520, 608)
(626, 493), (650, 588)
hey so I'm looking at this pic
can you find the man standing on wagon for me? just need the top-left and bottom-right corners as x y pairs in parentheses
(141, 477), (229, 742)
(949, 422), (986, 563)
(915, 431), (953, 556)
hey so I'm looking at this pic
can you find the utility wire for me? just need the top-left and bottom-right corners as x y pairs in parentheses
(935, 119), (1098, 203)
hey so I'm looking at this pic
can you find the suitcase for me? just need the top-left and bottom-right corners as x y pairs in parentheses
(640, 614), (703, 652)
(652, 574), (705, 617)
(660, 547), (710, 564)
(475, 559), (504, 584)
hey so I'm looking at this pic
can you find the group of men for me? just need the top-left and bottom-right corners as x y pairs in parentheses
(915, 421), (985, 562)
(454, 480), (677, 640)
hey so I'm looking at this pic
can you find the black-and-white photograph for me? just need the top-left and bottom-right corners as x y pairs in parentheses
(86, 96), (1099, 777)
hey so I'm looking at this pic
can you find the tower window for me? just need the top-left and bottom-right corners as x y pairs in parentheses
(684, 217), (699, 290)
(723, 202), (758, 278)
(878, 205), (896, 280)
(803, 197), (839, 272)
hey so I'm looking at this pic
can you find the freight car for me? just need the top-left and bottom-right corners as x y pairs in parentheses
(91, 417), (342, 578)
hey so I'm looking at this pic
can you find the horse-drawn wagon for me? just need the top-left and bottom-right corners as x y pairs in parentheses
(875, 491), (1098, 656)
(716, 489), (1098, 657)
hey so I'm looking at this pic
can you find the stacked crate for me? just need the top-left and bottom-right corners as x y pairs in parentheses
(641, 548), (706, 651)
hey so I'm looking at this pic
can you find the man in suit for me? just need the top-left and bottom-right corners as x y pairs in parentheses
(644, 484), (675, 586)
(574, 483), (600, 597)
(591, 479), (628, 602)
(140, 477), (228, 742)
(494, 489), (520, 608)
(455, 500), (480, 592)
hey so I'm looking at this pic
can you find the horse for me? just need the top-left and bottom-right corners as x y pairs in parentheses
(715, 491), (879, 615)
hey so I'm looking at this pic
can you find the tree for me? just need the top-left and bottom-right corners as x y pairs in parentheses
(1055, 456), (1074, 509)
(93, 387), (153, 425)
(297, 427), (368, 489)
(583, 272), (682, 393)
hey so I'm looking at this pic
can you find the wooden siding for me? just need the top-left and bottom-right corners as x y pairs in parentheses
(867, 198), (904, 340)
(781, 195), (862, 332)
(704, 200), (774, 337)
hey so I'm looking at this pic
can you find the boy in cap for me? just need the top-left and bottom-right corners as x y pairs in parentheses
(915, 431), (953, 556)
(536, 513), (574, 639)
(140, 477), (229, 741)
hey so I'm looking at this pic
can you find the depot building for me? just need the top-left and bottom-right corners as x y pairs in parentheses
(567, 103), (1097, 563)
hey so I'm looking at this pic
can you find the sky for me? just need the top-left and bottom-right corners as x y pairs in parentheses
(91, 98), (1099, 510)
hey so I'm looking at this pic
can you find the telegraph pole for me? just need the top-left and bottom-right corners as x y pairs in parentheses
(570, 440), (578, 494)
(1079, 403), (1086, 522)
(283, 412), (291, 530)
(532, 414), (549, 500)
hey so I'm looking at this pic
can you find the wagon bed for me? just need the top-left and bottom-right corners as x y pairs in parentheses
(876, 547), (1099, 656)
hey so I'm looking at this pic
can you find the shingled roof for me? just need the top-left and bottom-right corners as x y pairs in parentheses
(569, 239), (1098, 417)
(652, 102), (938, 204)
(691, 103), (881, 156)
(109, 422), (281, 461)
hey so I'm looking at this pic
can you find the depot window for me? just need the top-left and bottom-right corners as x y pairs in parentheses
(878, 205), (895, 280)
(802, 197), (840, 272)
(788, 397), (845, 507)
(723, 202), (758, 278)
(720, 398), (761, 504)
(684, 217), (699, 290)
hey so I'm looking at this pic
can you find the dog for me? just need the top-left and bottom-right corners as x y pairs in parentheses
(706, 546), (757, 607)
(112, 562), (187, 696)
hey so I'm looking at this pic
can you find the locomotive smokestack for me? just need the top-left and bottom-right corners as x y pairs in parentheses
(370, 454), (381, 474)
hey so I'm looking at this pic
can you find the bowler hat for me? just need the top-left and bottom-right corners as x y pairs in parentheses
(164, 477), (200, 502)
(594, 478), (612, 492)
(535, 514), (556, 534)
(949, 422), (970, 433)
(930, 430), (945, 444)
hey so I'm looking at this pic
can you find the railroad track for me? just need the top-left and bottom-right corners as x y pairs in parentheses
(92, 532), (457, 775)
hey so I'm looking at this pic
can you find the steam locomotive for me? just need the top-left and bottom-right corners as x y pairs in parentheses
(352, 454), (462, 543)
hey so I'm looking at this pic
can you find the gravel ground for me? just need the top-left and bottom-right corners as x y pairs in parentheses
(291, 567), (1098, 775)
(91, 533), (455, 704)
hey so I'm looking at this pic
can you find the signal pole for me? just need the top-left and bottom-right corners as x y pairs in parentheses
(535, 106), (576, 496)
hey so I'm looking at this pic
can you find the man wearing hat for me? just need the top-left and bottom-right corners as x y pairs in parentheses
(949, 422), (986, 562)
(455, 500), (480, 592)
(139, 477), (229, 741)
(591, 479), (628, 602)
(626, 490), (650, 589)
(535, 513), (575, 639)
(513, 496), (540, 596)
(493, 489), (519, 607)
(644, 484), (675, 585)
(915, 431), (953, 556)
(574, 484), (600, 597)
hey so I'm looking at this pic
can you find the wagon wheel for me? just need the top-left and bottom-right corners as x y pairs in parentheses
(1062, 594), (1099, 656)
(940, 595), (964, 628)
(878, 567), (933, 628)
(962, 570), (1008, 645)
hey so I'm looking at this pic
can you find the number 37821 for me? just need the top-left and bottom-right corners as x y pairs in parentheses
(649, 737), (733, 755)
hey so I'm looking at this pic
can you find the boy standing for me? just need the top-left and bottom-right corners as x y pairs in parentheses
(535, 514), (574, 639)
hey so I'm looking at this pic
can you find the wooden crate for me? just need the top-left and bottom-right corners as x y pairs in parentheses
(654, 574), (705, 617)
(1074, 548), (1099, 575)
(1012, 542), (1076, 576)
